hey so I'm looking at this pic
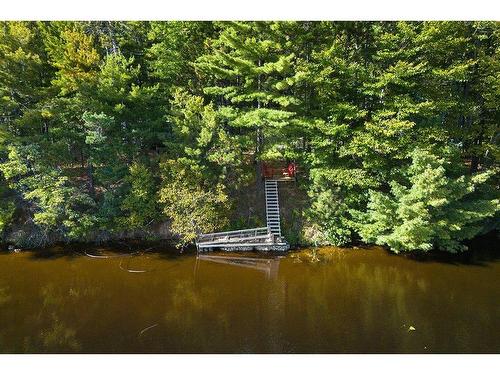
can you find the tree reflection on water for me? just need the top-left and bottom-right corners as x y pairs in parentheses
(0, 245), (498, 353)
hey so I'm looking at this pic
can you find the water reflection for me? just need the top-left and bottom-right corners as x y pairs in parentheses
(195, 254), (281, 279)
(0, 244), (498, 353)
(0, 285), (11, 305)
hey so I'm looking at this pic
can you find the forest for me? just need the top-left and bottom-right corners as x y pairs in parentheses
(0, 21), (498, 253)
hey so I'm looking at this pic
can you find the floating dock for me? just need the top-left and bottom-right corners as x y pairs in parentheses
(196, 227), (289, 252)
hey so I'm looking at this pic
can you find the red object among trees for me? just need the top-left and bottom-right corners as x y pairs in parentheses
(287, 162), (297, 177)
(261, 161), (297, 180)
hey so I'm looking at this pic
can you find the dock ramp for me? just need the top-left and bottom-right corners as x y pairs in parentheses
(196, 227), (289, 252)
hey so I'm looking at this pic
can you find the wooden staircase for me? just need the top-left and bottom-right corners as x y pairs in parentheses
(265, 179), (281, 237)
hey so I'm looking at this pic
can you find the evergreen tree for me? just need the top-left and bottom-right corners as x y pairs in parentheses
(158, 89), (242, 245)
(194, 21), (306, 161)
(355, 147), (499, 252)
(0, 21), (497, 252)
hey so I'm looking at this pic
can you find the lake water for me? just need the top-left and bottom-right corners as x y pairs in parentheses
(0, 241), (499, 353)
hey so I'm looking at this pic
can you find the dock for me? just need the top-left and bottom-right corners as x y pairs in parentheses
(196, 227), (289, 252)
(196, 171), (295, 252)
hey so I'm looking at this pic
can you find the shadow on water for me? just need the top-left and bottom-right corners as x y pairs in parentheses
(18, 243), (288, 264)
(397, 231), (500, 267)
(27, 248), (82, 261)
(15, 241), (187, 261)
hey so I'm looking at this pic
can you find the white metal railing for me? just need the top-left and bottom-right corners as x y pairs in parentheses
(197, 227), (271, 243)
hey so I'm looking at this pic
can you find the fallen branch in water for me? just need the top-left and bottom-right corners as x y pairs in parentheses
(119, 257), (155, 273)
(138, 323), (159, 337)
(84, 250), (139, 259)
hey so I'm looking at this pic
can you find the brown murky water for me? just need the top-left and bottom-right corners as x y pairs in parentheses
(0, 242), (499, 353)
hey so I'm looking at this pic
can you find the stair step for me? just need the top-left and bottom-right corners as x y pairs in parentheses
(265, 180), (281, 237)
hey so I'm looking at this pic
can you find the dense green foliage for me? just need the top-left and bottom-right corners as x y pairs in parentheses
(355, 148), (498, 252)
(0, 21), (498, 252)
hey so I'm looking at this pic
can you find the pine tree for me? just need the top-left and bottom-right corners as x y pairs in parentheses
(356, 147), (499, 252)
(194, 21), (306, 161)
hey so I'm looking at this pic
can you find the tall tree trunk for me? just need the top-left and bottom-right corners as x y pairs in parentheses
(87, 161), (95, 197)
